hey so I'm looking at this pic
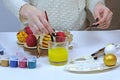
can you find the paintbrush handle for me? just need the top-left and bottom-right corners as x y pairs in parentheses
(45, 11), (49, 22)
(45, 11), (56, 38)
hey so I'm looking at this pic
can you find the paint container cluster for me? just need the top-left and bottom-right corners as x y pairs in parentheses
(0, 55), (37, 69)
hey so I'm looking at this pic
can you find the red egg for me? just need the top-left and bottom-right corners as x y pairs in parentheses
(24, 26), (33, 35)
(56, 32), (66, 42)
(26, 34), (37, 47)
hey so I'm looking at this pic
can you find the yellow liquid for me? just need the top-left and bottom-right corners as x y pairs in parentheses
(48, 47), (68, 66)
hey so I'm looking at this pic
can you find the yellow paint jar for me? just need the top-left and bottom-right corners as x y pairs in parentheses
(1, 56), (9, 67)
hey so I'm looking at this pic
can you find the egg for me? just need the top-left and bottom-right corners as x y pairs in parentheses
(103, 53), (117, 67)
(104, 44), (116, 54)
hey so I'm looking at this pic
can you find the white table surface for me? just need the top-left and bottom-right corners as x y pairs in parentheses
(0, 31), (120, 80)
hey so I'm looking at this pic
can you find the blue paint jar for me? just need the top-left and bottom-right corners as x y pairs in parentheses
(9, 56), (18, 67)
(28, 56), (36, 69)
(0, 45), (4, 55)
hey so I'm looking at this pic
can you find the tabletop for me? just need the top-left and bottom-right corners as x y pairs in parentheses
(0, 31), (120, 80)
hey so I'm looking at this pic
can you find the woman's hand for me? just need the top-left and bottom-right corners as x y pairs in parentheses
(19, 4), (54, 34)
(93, 2), (113, 29)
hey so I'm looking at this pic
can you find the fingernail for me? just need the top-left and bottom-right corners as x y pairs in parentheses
(92, 24), (99, 27)
(95, 24), (99, 26)
(52, 33), (56, 37)
(94, 57), (98, 60)
(96, 18), (99, 22)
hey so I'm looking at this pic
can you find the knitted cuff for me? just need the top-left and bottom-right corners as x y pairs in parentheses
(87, 0), (105, 14)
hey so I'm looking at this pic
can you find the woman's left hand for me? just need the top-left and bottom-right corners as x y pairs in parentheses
(93, 2), (113, 29)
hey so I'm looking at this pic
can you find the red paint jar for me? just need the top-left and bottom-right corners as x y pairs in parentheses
(19, 58), (27, 68)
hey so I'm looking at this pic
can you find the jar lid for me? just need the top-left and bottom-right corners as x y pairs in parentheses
(28, 56), (36, 62)
(10, 56), (18, 61)
(19, 57), (27, 61)
(0, 55), (9, 60)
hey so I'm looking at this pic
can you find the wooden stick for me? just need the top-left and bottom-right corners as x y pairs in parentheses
(37, 36), (41, 57)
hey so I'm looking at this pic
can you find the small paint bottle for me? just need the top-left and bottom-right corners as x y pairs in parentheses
(19, 57), (27, 68)
(0, 45), (4, 55)
(1, 56), (9, 67)
(28, 56), (36, 69)
(9, 56), (18, 68)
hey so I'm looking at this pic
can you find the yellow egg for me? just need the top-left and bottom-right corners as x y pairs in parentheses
(17, 31), (28, 43)
(103, 54), (117, 67)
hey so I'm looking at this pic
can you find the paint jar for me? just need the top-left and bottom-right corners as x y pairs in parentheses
(1, 56), (9, 67)
(28, 56), (36, 69)
(0, 45), (4, 55)
(9, 56), (18, 67)
(19, 57), (27, 68)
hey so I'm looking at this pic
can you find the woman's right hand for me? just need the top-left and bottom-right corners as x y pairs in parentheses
(19, 4), (54, 34)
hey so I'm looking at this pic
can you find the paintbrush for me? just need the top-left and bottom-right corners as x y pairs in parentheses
(45, 11), (56, 42)
(91, 47), (105, 60)
(45, 11), (49, 22)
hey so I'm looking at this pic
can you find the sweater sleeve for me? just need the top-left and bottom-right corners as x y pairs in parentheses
(86, 0), (105, 15)
(2, 0), (27, 18)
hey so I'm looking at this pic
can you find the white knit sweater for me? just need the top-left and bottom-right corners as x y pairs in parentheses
(3, 0), (104, 30)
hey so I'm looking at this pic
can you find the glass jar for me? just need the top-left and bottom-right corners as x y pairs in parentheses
(48, 36), (69, 66)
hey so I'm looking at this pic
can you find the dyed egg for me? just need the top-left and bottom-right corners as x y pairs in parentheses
(104, 44), (116, 54)
(103, 54), (117, 67)
(17, 31), (28, 43)
(42, 34), (52, 48)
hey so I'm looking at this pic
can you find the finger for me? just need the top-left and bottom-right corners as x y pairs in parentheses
(97, 21), (109, 29)
(41, 17), (54, 34)
(36, 20), (48, 34)
(99, 25), (106, 29)
(33, 16), (48, 34)
(105, 12), (113, 27)
(28, 16), (44, 34)
(93, 9), (103, 25)
(98, 12), (112, 29)
(94, 9), (102, 20)
(105, 16), (112, 29)
(97, 9), (109, 25)
(29, 23), (39, 34)
(38, 14), (54, 34)
(97, 23), (106, 29)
